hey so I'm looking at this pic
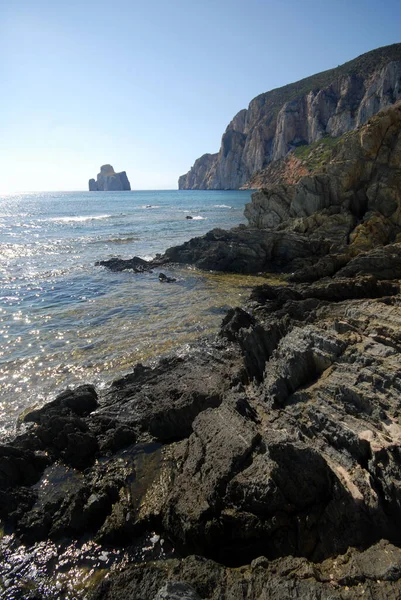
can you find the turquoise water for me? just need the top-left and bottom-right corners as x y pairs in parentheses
(0, 189), (262, 436)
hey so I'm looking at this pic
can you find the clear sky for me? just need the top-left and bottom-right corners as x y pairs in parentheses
(1, 0), (400, 192)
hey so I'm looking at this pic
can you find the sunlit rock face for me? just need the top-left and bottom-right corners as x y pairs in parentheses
(89, 164), (131, 191)
(179, 44), (401, 189)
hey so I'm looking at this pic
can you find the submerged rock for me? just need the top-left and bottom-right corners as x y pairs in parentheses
(159, 273), (176, 283)
(96, 256), (155, 272)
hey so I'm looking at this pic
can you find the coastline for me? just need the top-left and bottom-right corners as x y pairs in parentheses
(2, 261), (401, 599)
(0, 190), (252, 439)
(2, 104), (401, 598)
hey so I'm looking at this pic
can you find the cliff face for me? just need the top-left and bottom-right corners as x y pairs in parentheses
(244, 101), (401, 244)
(179, 44), (401, 190)
(167, 101), (401, 281)
(89, 164), (131, 191)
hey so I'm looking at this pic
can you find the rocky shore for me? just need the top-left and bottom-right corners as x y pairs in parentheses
(2, 103), (401, 598)
(2, 268), (401, 598)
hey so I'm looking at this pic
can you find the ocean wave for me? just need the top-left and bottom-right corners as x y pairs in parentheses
(138, 254), (155, 261)
(190, 216), (206, 220)
(92, 235), (139, 245)
(41, 214), (113, 223)
(213, 204), (232, 208)
(140, 205), (161, 209)
(0, 212), (30, 218)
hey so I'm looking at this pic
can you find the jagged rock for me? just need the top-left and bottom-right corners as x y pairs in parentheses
(6, 93), (401, 598)
(24, 384), (98, 423)
(89, 164), (131, 191)
(94, 349), (242, 443)
(0, 445), (49, 489)
(163, 226), (329, 273)
(2, 268), (401, 595)
(337, 242), (401, 279)
(165, 102), (401, 279)
(178, 154), (218, 190)
(90, 541), (401, 600)
(179, 44), (401, 189)
(96, 256), (155, 272)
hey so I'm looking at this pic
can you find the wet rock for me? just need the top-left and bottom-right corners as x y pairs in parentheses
(95, 349), (243, 443)
(34, 414), (99, 469)
(91, 541), (401, 600)
(96, 256), (154, 273)
(0, 445), (48, 489)
(159, 273), (177, 283)
(220, 307), (256, 342)
(162, 226), (327, 273)
(24, 384), (98, 423)
(14, 388), (100, 469)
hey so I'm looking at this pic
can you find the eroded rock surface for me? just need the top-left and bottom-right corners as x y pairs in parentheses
(91, 541), (401, 600)
(5, 99), (401, 599)
(167, 102), (401, 282)
(2, 266), (401, 597)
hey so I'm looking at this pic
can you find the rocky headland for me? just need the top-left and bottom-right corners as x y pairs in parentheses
(89, 164), (131, 191)
(2, 104), (401, 597)
(179, 43), (401, 190)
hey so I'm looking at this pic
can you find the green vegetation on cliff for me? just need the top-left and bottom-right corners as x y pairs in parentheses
(293, 135), (342, 172)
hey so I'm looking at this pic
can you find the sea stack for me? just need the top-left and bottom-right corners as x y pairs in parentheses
(89, 164), (131, 191)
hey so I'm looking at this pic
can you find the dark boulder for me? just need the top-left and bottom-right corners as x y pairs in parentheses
(159, 273), (177, 283)
(96, 256), (154, 273)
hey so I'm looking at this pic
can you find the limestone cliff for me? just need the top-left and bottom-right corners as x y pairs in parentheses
(179, 43), (401, 189)
(166, 101), (401, 281)
(89, 164), (131, 191)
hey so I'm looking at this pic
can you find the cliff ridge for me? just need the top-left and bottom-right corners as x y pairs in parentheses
(179, 43), (401, 189)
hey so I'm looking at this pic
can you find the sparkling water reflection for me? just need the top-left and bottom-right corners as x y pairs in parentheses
(0, 190), (275, 437)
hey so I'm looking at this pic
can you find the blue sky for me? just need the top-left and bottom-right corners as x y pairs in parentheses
(1, 0), (400, 191)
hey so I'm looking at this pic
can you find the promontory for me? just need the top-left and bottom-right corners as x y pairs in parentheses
(179, 43), (401, 189)
(89, 164), (131, 191)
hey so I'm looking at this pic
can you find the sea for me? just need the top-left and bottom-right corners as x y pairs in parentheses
(0, 189), (268, 438)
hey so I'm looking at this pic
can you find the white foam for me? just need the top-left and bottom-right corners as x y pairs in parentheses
(213, 204), (232, 208)
(138, 254), (155, 261)
(42, 214), (112, 223)
(191, 215), (206, 220)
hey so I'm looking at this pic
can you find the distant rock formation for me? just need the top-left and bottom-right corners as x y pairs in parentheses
(179, 43), (401, 189)
(89, 164), (131, 191)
